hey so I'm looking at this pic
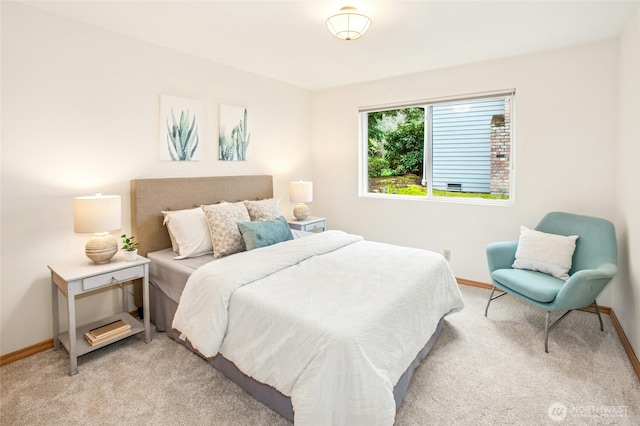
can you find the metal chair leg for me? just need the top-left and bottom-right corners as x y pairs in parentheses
(485, 287), (496, 317)
(593, 300), (604, 332)
(544, 310), (574, 353)
(484, 286), (507, 317)
(492, 295), (603, 353)
(545, 312), (550, 353)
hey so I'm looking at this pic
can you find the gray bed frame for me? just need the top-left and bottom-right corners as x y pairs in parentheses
(130, 175), (444, 423)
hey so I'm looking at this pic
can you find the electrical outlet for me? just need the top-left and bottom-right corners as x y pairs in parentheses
(443, 249), (451, 261)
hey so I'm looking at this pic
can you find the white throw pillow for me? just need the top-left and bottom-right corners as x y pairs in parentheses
(162, 208), (213, 259)
(512, 226), (579, 280)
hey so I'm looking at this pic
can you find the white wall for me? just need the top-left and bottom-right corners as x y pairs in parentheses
(614, 11), (640, 357)
(1, 3), (312, 355)
(312, 30), (640, 358)
(311, 40), (619, 288)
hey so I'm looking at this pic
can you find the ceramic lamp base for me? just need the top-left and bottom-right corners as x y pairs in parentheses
(85, 233), (118, 264)
(293, 203), (309, 220)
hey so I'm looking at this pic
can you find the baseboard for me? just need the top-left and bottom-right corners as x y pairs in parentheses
(456, 277), (494, 290)
(1, 339), (54, 366)
(456, 278), (639, 380)
(609, 308), (640, 380)
(1, 309), (140, 367)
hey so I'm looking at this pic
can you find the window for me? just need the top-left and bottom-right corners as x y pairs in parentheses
(360, 90), (514, 203)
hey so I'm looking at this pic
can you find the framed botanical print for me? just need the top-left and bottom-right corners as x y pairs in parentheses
(160, 95), (204, 161)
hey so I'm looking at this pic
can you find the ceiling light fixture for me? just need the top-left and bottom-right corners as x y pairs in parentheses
(326, 6), (372, 41)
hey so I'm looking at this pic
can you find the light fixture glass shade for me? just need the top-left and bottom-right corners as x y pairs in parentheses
(74, 194), (122, 264)
(326, 6), (372, 41)
(290, 181), (313, 221)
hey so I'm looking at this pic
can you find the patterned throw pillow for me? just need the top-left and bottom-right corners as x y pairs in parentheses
(244, 198), (282, 221)
(202, 202), (251, 258)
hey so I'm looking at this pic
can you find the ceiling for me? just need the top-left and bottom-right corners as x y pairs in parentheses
(22, 0), (640, 91)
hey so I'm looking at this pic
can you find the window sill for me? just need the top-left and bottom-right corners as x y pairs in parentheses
(359, 192), (514, 206)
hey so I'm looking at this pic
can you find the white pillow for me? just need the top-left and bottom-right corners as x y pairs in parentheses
(161, 208), (213, 259)
(512, 226), (579, 280)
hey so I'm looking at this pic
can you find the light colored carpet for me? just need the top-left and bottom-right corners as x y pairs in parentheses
(1, 285), (638, 425)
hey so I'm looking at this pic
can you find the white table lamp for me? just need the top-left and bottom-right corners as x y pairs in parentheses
(74, 194), (121, 264)
(290, 181), (313, 221)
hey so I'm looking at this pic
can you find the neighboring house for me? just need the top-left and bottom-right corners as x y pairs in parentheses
(432, 97), (508, 194)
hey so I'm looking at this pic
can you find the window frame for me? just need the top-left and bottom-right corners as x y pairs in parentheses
(358, 89), (516, 206)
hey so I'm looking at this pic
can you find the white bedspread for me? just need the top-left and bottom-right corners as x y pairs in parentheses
(173, 230), (464, 426)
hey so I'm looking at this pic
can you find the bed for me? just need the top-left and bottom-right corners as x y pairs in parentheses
(131, 175), (464, 425)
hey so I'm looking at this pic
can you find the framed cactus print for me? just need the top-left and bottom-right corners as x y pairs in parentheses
(219, 104), (250, 161)
(160, 95), (203, 161)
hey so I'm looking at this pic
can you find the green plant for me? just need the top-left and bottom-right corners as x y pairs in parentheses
(219, 132), (234, 160)
(120, 234), (138, 251)
(368, 156), (390, 178)
(219, 108), (250, 161)
(232, 108), (250, 161)
(383, 116), (424, 176)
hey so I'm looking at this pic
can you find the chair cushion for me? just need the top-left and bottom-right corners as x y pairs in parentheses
(492, 268), (565, 303)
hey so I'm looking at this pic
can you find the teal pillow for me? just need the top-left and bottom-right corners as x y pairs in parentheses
(237, 216), (293, 251)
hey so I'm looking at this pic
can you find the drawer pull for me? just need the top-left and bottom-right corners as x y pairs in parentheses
(82, 265), (144, 291)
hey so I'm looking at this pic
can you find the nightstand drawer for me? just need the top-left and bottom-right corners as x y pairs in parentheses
(82, 265), (143, 291)
(305, 221), (325, 231)
(287, 217), (327, 233)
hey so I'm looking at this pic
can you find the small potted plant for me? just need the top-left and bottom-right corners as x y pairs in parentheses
(121, 234), (139, 261)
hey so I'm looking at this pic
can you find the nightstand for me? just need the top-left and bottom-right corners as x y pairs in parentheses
(48, 255), (151, 375)
(287, 216), (327, 233)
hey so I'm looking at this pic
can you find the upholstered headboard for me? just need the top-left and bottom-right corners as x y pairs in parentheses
(131, 175), (273, 257)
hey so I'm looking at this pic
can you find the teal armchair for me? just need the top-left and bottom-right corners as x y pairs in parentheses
(485, 212), (617, 352)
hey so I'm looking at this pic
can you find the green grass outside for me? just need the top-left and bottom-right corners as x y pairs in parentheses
(369, 174), (509, 200)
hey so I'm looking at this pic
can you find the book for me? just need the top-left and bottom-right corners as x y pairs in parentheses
(88, 319), (130, 340)
(87, 323), (131, 341)
(89, 324), (131, 341)
(84, 327), (131, 346)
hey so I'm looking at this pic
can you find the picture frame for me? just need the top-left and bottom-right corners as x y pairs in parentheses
(160, 95), (204, 161)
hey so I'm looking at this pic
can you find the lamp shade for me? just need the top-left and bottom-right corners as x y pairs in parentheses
(290, 181), (313, 203)
(326, 6), (372, 41)
(74, 194), (121, 234)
